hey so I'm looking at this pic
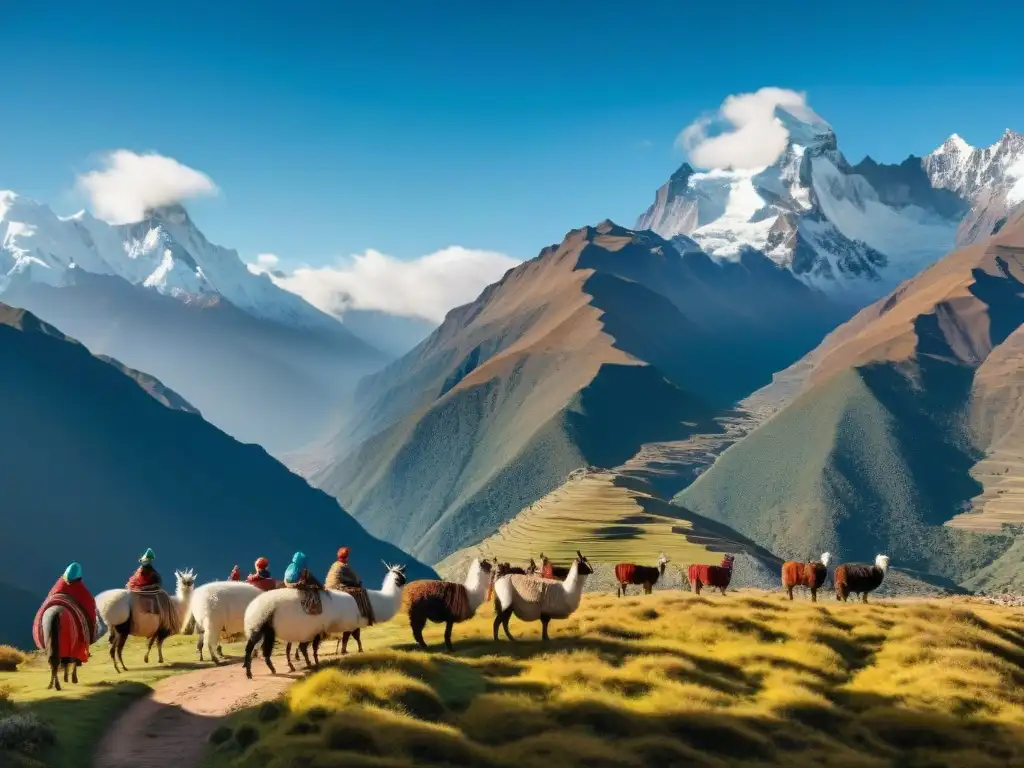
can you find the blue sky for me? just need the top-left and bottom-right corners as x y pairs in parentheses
(2, 0), (1023, 270)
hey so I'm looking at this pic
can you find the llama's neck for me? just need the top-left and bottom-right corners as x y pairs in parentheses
(562, 562), (586, 595)
(463, 562), (490, 611)
(369, 574), (404, 622)
(172, 584), (193, 620)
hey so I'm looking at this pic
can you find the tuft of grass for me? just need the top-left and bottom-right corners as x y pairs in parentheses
(201, 591), (1024, 768)
(0, 646), (26, 672)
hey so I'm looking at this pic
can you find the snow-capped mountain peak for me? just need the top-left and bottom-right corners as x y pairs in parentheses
(0, 192), (344, 334)
(635, 116), (1024, 303)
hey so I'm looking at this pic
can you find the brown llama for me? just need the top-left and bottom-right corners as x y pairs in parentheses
(615, 554), (669, 597)
(687, 554), (735, 595)
(834, 555), (889, 603)
(781, 552), (831, 602)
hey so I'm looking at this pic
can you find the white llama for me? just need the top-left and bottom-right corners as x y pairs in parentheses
(188, 580), (264, 664)
(95, 568), (197, 671)
(242, 563), (407, 679)
(493, 551), (593, 642)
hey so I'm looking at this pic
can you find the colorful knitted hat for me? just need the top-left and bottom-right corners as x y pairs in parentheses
(139, 548), (155, 564)
(291, 551), (307, 567)
(337, 547), (350, 562)
(63, 562), (82, 582)
(255, 557), (269, 570)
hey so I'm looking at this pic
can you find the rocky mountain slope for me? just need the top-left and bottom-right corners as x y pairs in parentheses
(0, 193), (387, 452)
(675, 207), (1024, 587)
(300, 221), (847, 563)
(0, 304), (433, 646)
(637, 108), (1023, 305)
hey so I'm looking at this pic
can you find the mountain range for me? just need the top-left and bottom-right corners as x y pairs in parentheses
(0, 193), (388, 453)
(297, 220), (847, 563)
(676, 206), (1024, 588)
(637, 106), (1024, 305)
(0, 303), (434, 647)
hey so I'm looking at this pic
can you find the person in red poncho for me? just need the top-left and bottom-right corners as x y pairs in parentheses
(229, 565), (241, 581)
(126, 548), (162, 591)
(33, 562), (98, 686)
(246, 557), (277, 590)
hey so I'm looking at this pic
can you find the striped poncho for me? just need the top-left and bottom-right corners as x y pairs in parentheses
(32, 577), (97, 663)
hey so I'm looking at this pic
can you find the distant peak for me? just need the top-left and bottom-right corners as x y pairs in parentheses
(773, 104), (834, 148)
(933, 133), (973, 156)
(670, 162), (695, 182)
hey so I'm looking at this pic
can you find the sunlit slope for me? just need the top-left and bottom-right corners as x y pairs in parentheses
(436, 471), (780, 579)
(678, 210), (1024, 586)
(308, 222), (844, 564)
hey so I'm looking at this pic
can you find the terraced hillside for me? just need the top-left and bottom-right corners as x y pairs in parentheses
(677, 208), (1024, 587)
(435, 469), (782, 583)
(303, 221), (846, 564)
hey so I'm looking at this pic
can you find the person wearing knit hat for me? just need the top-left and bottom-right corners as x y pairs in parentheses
(325, 546), (362, 590)
(246, 557), (277, 591)
(126, 548), (162, 591)
(33, 561), (99, 675)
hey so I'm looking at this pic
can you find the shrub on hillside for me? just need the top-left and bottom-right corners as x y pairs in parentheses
(0, 646), (26, 672)
(0, 713), (56, 755)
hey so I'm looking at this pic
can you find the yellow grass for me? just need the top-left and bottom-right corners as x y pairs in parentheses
(0, 645), (27, 672)
(436, 472), (767, 578)
(204, 591), (1024, 767)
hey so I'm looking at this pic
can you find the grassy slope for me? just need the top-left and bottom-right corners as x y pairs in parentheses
(435, 471), (781, 580)
(203, 592), (1024, 768)
(677, 368), (1009, 584)
(0, 635), (244, 767)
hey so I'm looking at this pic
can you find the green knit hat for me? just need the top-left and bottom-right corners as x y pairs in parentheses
(139, 548), (155, 564)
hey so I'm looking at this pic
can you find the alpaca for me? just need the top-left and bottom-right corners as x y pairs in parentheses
(188, 580), (265, 664)
(404, 558), (493, 651)
(493, 551), (593, 642)
(781, 552), (831, 602)
(243, 563), (407, 679)
(615, 553), (669, 597)
(539, 553), (570, 580)
(687, 554), (735, 596)
(96, 569), (196, 672)
(834, 555), (890, 603)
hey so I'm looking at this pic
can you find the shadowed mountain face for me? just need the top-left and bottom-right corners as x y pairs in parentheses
(0, 304), (434, 647)
(677, 208), (1024, 586)
(301, 222), (848, 563)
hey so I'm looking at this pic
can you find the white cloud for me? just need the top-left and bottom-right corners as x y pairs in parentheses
(249, 246), (520, 323)
(677, 87), (815, 170)
(77, 150), (219, 224)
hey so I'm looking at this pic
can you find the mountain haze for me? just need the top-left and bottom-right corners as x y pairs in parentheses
(0, 193), (387, 452)
(0, 304), (433, 646)
(301, 221), (846, 563)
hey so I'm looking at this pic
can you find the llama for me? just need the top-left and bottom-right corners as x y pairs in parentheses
(95, 569), (196, 672)
(615, 553), (669, 597)
(834, 555), (890, 603)
(38, 604), (97, 690)
(188, 580), (265, 664)
(493, 551), (593, 642)
(687, 554), (735, 596)
(404, 558), (493, 651)
(243, 563), (407, 679)
(781, 552), (831, 602)
(539, 553), (570, 580)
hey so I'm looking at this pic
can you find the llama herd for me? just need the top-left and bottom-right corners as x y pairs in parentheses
(75, 548), (890, 687)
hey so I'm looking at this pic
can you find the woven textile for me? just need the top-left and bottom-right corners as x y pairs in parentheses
(341, 587), (375, 624)
(32, 579), (97, 663)
(129, 591), (182, 635)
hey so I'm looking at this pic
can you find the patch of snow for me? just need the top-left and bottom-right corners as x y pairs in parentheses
(1008, 157), (1024, 206)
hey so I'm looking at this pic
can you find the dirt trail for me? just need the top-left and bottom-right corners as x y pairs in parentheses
(94, 660), (300, 768)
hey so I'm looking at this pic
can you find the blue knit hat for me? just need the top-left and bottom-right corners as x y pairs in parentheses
(291, 551), (307, 567)
(63, 562), (82, 582)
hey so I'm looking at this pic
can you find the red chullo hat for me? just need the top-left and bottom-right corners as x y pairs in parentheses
(255, 557), (269, 569)
(337, 547), (350, 562)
